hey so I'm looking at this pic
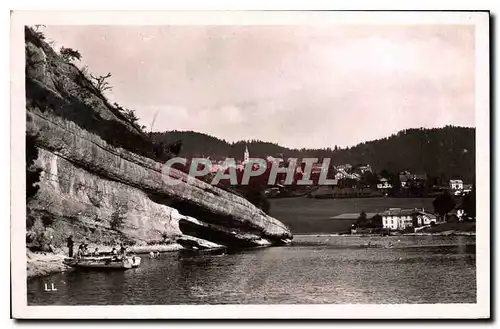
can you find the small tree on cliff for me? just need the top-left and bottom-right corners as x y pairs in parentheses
(90, 72), (113, 93)
(123, 109), (139, 123)
(110, 199), (127, 231)
(26, 134), (42, 201)
(32, 25), (46, 40)
(60, 47), (82, 63)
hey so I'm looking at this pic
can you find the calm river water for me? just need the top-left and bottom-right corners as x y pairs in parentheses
(28, 235), (476, 305)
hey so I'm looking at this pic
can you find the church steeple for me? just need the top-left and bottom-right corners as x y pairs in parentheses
(244, 144), (249, 164)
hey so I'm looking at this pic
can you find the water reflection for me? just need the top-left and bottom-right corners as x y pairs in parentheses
(28, 235), (476, 305)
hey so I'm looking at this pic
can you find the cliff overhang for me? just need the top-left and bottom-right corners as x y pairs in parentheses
(25, 26), (292, 251)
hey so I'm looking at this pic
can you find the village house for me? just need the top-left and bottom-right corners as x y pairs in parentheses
(334, 172), (344, 180)
(449, 179), (464, 190)
(336, 164), (353, 171)
(209, 146), (250, 174)
(334, 167), (359, 180)
(462, 184), (473, 194)
(376, 177), (392, 190)
(309, 163), (328, 174)
(381, 208), (437, 231)
(210, 159), (244, 173)
(448, 208), (465, 222)
(399, 172), (428, 188)
(413, 210), (438, 226)
(354, 164), (373, 174)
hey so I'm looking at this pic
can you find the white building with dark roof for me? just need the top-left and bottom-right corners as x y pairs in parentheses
(381, 208), (437, 231)
(449, 179), (464, 190)
(376, 177), (392, 190)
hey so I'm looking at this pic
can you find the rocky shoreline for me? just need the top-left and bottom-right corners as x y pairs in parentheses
(27, 250), (70, 279)
(27, 243), (185, 279)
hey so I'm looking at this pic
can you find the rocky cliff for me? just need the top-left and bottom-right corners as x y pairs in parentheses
(25, 27), (292, 250)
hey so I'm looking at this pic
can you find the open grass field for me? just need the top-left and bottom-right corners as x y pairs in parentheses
(269, 197), (436, 234)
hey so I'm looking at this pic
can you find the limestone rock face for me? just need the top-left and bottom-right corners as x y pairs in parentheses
(25, 27), (292, 249)
(28, 147), (183, 247)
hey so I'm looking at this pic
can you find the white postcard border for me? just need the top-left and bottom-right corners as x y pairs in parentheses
(10, 10), (490, 319)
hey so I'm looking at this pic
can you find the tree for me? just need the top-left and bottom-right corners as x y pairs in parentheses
(90, 72), (113, 93)
(31, 25), (46, 40)
(361, 171), (379, 188)
(153, 141), (167, 160)
(389, 174), (401, 197)
(244, 182), (271, 215)
(355, 211), (383, 229)
(355, 211), (368, 227)
(341, 178), (357, 188)
(122, 109), (139, 123)
(126, 109), (139, 123)
(379, 169), (392, 179)
(433, 191), (456, 221)
(27, 218), (46, 250)
(461, 187), (476, 220)
(113, 103), (140, 124)
(34, 24), (46, 32)
(26, 134), (42, 200)
(110, 199), (127, 231)
(408, 179), (427, 197)
(60, 47), (82, 63)
(167, 140), (183, 157)
(370, 214), (383, 228)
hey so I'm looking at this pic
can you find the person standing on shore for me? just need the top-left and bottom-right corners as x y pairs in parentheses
(119, 243), (127, 257)
(76, 244), (84, 258)
(66, 235), (74, 257)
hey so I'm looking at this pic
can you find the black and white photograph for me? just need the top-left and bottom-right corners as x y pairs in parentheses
(10, 10), (490, 319)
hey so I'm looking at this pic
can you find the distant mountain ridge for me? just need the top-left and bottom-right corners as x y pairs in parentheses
(149, 126), (475, 182)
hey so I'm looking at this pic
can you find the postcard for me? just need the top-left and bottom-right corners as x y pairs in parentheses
(10, 10), (490, 319)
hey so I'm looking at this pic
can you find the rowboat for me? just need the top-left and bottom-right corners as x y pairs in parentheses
(63, 255), (141, 269)
(178, 247), (227, 258)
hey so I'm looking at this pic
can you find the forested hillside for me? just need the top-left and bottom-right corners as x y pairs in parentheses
(150, 126), (475, 182)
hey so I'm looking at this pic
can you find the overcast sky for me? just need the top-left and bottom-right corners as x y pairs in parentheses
(43, 25), (475, 149)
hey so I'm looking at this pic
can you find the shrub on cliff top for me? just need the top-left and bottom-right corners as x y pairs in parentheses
(26, 26), (186, 169)
(90, 72), (113, 93)
(60, 47), (82, 63)
(25, 26), (46, 45)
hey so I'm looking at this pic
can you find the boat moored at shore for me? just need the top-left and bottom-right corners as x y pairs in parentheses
(63, 255), (141, 270)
